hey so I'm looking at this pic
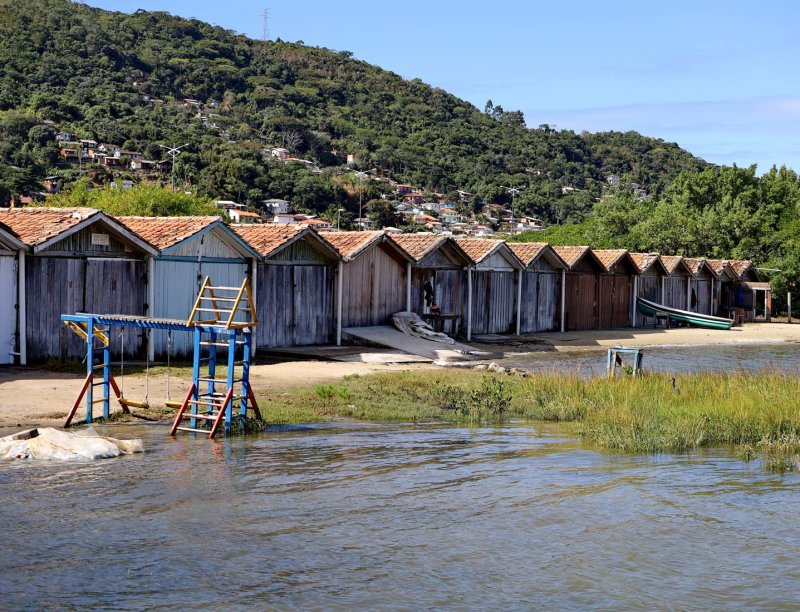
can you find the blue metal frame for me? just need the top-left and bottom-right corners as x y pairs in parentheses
(61, 312), (255, 434)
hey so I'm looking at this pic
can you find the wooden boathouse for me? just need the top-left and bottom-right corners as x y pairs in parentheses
(388, 233), (471, 337)
(682, 258), (718, 315)
(660, 255), (694, 312)
(508, 242), (568, 333)
(232, 224), (341, 348)
(554, 246), (605, 331)
(706, 259), (739, 317)
(118, 216), (260, 358)
(0, 222), (27, 364)
(0, 207), (157, 362)
(454, 238), (524, 339)
(629, 253), (669, 327)
(592, 249), (638, 329)
(728, 260), (771, 321)
(324, 231), (413, 340)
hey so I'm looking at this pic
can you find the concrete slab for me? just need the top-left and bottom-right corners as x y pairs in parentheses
(343, 326), (500, 362)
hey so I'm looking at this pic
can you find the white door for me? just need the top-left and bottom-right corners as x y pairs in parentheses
(0, 254), (18, 364)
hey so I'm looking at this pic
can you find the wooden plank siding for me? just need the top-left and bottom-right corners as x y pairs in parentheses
(689, 277), (714, 314)
(637, 270), (661, 326)
(598, 274), (632, 328)
(468, 271), (517, 335)
(565, 272), (598, 330)
(25, 257), (147, 361)
(257, 263), (335, 347)
(519, 271), (561, 332)
(663, 276), (689, 310)
(341, 244), (407, 328)
(409, 268), (467, 336)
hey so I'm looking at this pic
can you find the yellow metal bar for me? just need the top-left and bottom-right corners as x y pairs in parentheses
(187, 276), (211, 326)
(226, 280), (247, 329)
(244, 278), (258, 327)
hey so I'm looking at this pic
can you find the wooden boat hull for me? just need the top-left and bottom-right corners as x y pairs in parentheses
(636, 297), (734, 330)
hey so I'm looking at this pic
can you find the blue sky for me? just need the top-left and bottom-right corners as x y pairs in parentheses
(86, 0), (800, 172)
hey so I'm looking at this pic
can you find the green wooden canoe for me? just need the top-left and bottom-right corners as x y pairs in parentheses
(637, 297), (734, 330)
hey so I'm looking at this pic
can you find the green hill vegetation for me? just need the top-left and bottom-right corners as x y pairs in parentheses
(0, 0), (707, 221)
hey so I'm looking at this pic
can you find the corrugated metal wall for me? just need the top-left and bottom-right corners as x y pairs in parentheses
(341, 245), (407, 328)
(520, 271), (561, 333)
(257, 263), (335, 347)
(0, 254), (17, 364)
(468, 271), (516, 335)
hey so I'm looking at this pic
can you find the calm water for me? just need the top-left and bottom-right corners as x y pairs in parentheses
(500, 342), (800, 377)
(2, 422), (800, 609)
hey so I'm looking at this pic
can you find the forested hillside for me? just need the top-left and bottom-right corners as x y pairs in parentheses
(0, 0), (708, 219)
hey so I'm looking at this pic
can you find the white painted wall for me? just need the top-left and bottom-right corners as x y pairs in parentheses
(0, 254), (18, 364)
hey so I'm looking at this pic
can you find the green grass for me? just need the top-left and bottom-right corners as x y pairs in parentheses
(254, 369), (800, 472)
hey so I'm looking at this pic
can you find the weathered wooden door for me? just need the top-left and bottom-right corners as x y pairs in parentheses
(471, 271), (516, 335)
(566, 273), (597, 331)
(520, 271), (561, 333)
(291, 265), (335, 346)
(0, 254), (16, 364)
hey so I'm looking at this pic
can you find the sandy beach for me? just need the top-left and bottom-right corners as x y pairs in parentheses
(2, 322), (799, 428)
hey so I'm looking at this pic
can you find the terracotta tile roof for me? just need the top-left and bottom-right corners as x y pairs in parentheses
(118, 216), (220, 250)
(453, 237), (505, 264)
(706, 259), (732, 276)
(0, 207), (98, 246)
(727, 259), (754, 277)
(592, 249), (629, 273)
(682, 257), (717, 278)
(389, 233), (446, 262)
(508, 242), (548, 266)
(324, 230), (384, 260)
(231, 223), (304, 256)
(629, 252), (661, 274)
(552, 246), (592, 269)
(660, 255), (688, 274)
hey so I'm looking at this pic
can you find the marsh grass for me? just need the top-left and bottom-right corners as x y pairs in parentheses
(256, 369), (800, 471)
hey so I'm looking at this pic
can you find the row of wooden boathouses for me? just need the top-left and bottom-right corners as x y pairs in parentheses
(0, 208), (768, 363)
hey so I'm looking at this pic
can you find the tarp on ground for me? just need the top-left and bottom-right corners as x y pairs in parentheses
(392, 311), (455, 345)
(0, 427), (143, 461)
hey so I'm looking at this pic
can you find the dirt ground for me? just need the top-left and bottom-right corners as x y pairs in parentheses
(0, 360), (427, 429)
(2, 322), (799, 429)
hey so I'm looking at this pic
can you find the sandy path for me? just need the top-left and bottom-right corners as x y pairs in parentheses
(0, 361), (428, 429)
(2, 323), (799, 429)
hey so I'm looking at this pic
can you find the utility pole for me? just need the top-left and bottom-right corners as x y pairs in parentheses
(262, 8), (269, 41)
(354, 170), (373, 230)
(501, 185), (523, 234)
(159, 143), (190, 191)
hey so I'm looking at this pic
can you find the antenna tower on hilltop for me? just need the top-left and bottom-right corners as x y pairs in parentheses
(262, 7), (269, 41)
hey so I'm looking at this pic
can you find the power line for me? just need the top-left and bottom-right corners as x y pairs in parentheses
(159, 143), (190, 191)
